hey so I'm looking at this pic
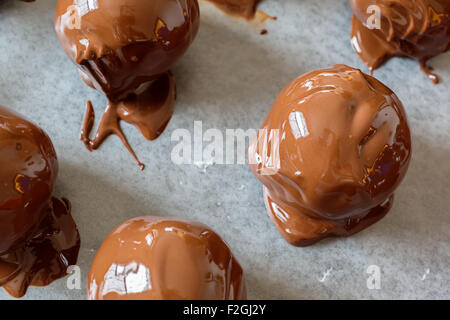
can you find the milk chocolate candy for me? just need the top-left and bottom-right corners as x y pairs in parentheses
(0, 106), (80, 297)
(206, 0), (260, 19)
(350, 0), (450, 83)
(54, 0), (200, 168)
(88, 217), (246, 300)
(248, 65), (412, 247)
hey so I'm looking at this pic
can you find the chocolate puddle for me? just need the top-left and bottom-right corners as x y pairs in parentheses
(1, 198), (80, 298)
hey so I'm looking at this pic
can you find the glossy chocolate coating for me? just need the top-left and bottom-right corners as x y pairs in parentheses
(248, 65), (412, 247)
(55, 0), (199, 100)
(206, 0), (260, 19)
(54, 0), (199, 168)
(0, 107), (57, 254)
(88, 217), (246, 300)
(0, 106), (80, 297)
(350, 0), (450, 83)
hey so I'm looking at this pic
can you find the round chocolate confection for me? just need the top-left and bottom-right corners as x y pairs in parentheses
(88, 217), (246, 300)
(350, 0), (450, 83)
(54, 0), (200, 168)
(0, 106), (80, 298)
(0, 106), (57, 255)
(248, 65), (412, 247)
(55, 0), (199, 100)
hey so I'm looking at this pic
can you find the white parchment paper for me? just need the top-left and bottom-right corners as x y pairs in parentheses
(0, 0), (449, 299)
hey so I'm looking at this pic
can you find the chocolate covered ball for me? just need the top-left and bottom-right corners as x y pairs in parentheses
(0, 106), (80, 298)
(0, 106), (58, 255)
(248, 65), (412, 247)
(88, 217), (246, 300)
(54, 0), (200, 168)
(350, 0), (450, 83)
(55, 0), (200, 100)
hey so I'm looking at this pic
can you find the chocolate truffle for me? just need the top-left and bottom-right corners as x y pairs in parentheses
(54, 0), (200, 169)
(0, 106), (80, 298)
(88, 217), (246, 300)
(206, 0), (261, 19)
(350, 0), (450, 83)
(248, 65), (412, 247)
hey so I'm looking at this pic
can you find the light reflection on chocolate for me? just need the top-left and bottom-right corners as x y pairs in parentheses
(88, 217), (246, 300)
(248, 65), (412, 247)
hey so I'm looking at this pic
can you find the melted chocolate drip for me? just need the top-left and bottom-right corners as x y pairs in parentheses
(80, 72), (176, 170)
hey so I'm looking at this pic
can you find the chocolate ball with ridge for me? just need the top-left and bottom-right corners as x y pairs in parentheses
(248, 65), (412, 246)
